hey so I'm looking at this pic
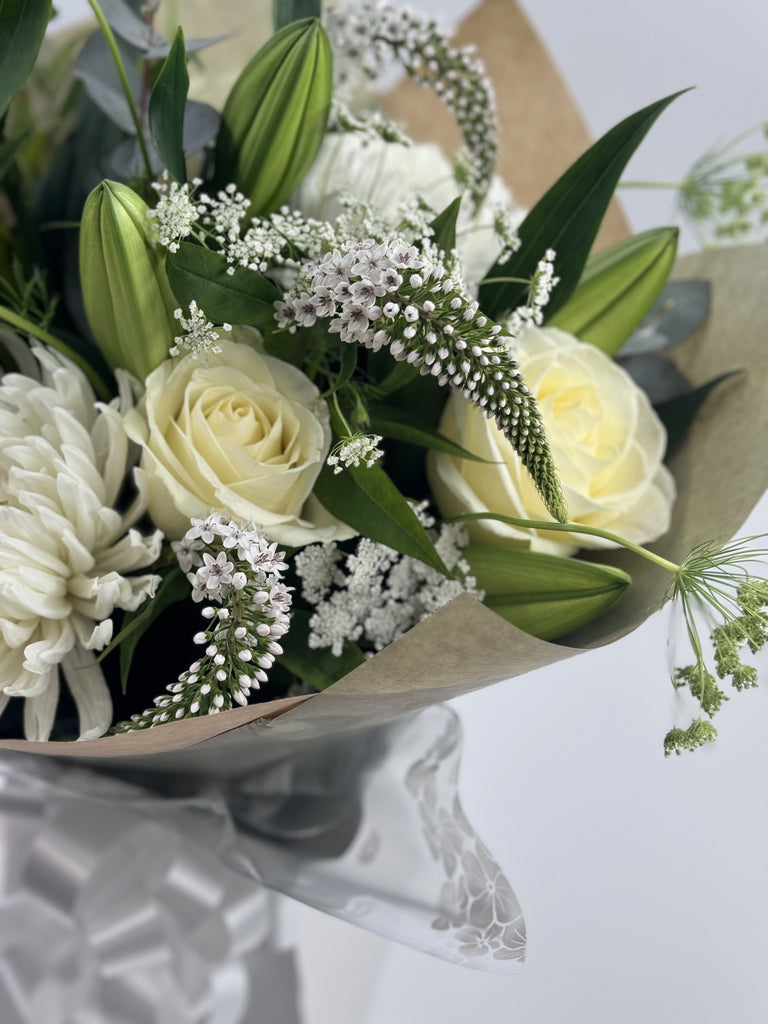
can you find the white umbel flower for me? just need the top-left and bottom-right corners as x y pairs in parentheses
(0, 349), (163, 741)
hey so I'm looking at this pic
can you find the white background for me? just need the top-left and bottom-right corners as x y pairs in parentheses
(50, 2), (768, 1021)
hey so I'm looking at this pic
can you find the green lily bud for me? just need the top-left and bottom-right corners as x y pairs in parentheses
(463, 545), (631, 641)
(549, 227), (678, 355)
(215, 18), (332, 216)
(79, 180), (178, 379)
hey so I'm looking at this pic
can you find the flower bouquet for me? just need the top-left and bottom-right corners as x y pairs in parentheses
(0, 0), (767, 1006)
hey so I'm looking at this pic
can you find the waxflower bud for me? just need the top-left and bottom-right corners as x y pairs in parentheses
(215, 18), (332, 215)
(79, 180), (178, 379)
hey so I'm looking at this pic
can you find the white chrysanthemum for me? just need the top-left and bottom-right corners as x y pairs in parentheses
(0, 349), (163, 741)
(293, 134), (524, 290)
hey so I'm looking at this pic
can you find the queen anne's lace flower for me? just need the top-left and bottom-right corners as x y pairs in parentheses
(0, 349), (162, 740)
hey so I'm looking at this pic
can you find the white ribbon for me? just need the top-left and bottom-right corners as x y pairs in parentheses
(0, 706), (524, 1021)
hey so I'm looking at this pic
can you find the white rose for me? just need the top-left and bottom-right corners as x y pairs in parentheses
(125, 334), (348, 546)
(427, 326), (676, 555)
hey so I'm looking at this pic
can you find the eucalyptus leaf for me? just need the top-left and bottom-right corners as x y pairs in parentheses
(279, 609), (365, 691)
(273, 0), (322, 31)
(463, 544), (631, 641)
(368, 402), (491, 462)
(74, 29), (142, 134)
(656, 371), (739, 457)
(0, 0), (51, 118)
(107, 101), (220, 179)
(549, 227), (678, 354)
(97, 0), (164, 52)
(148, 26), (188, 182)
(618, 352), (691, 405)
(166, 242), (282, 327)
(478, 91), (686, 321)
(144, 36), (227, 60)
(313, 457), (449, 576)
(429, 196), (462, 253)
(619, 279), (711, 355)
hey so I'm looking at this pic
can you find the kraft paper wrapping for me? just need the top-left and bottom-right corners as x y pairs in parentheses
(3, 4), (766, 769)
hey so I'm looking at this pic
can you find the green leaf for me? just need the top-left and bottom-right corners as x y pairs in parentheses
(166, 242), (282, 326)
(478, 91), (686, 321)
(279, 608), (365, 691)
(313, 457), (449, 576)
(273, 0), (322, 31)
(656, 371), (740, 457)
(368, 401), (491, 462)
(148, 26), (188, 183)
(464, 544), (631, 641)
(429, 196), (462, 252)
(95, 568), (189, 692)
(0, 132), (27, 181)
(549, 227), (678, 354)
(0, 0), (51, 118)
(215, 18), (332, 214)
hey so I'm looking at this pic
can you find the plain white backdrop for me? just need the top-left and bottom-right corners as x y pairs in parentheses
(48, 2), (768, 1021)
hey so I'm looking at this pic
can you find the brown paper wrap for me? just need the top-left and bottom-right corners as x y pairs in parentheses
(3, 5), (766, 768)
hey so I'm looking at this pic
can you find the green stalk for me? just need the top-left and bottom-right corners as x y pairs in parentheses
(0, 304), (112, 400)
(450, 511), (682, 574)
(87, 0), (153, 180)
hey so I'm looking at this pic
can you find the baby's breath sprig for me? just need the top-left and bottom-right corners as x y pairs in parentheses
(276, 236), (567, 523)
(113, 515), (292, 731)
(324, 0), (498, 208)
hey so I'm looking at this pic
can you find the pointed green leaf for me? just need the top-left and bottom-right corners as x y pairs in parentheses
(656, 371), (740, 457)
(313, 457), (449, 576)
(0, 0), (51, 118)
(273, 0), (322, 31)
(429, 196), (462, 253)
(279, 609), (365, 691)
(215, 18), (332, 214)
(478, 91), (686, 321)
(166, 242), (282, 327)
(464, 544), (631, 641)
(549, 227), (678, 354)
(148, 26), (188, 183)
(368, 402), (492, 462)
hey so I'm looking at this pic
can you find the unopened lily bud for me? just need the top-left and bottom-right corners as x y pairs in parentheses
(79, 180), (178, 379)
(215, 18), (332, 215)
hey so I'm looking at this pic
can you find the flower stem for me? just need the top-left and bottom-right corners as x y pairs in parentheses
(331, 390), (353, 436)
(450, 511), (682, 574)
(477, 275), (532, 286)
(87, 0), (154, 180)
(618, 180), (686, 190)
(0, 304), (112, 400)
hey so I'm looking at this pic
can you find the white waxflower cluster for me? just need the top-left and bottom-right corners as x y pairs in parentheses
(294, 505), (483, 656)
(505, 248), (560, 341)
(170, 301), (230, 358)
(324, 0), (498, 206)
(114, 514), (292, 730)
(275, 236), (566, 521)
(0, 348), (162, 741)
